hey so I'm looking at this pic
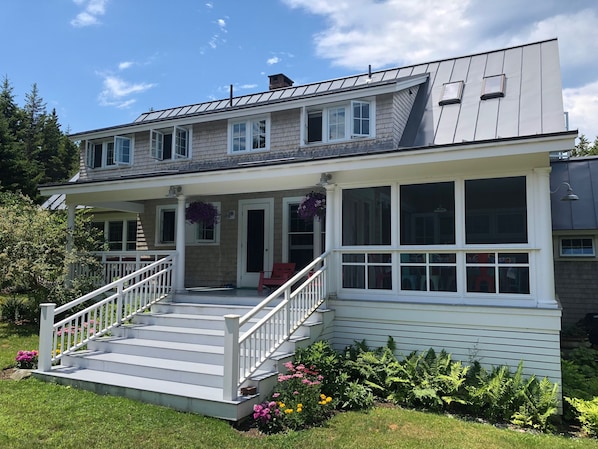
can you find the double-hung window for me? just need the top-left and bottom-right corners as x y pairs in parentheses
(86, 136), (132, 168)
(150, 126), (190, 160)
(156, 203), (220, 246)
(229, 116), (269, 153)
(305, 99), (373, 144)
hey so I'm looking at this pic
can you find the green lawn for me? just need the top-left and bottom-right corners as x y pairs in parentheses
(1, 322), (597, 449)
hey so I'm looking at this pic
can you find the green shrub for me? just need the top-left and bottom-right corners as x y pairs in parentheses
(566, 397), (598, 437)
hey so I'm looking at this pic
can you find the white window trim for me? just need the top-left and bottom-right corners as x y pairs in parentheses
(186, 201), (221, 246)
(228, 115), (270, 154)
(156, 203), (221, 247)
(150, 126), (191, 161)
(155, 205), (177, 246)
(559, 236), (595, 257)
(301, 98), (375, 145)
(282, 197), (324, 262)
(86, 136), (133, 169)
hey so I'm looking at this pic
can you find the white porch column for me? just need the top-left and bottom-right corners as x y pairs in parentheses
(175, 194), (187, 292)
(324, 183), (337, 295)
(533, 167), (558, 308)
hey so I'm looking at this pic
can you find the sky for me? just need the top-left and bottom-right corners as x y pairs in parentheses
(1, 0), (597, 141)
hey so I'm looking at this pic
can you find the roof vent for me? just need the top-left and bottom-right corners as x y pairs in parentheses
(268, 73), (294, 90)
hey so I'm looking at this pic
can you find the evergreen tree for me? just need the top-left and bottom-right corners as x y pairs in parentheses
(571, 134), (598, 157)
(0, 77), (26, 193)
(0, 77), (79, 202)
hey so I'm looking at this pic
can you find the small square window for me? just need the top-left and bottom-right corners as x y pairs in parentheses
(481, 74), (506, 100)
(439, 81), (464, 105)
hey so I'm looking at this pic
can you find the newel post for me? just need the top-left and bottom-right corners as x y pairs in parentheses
(223, 314), (240, 401)
(38, 303), (56, 372)
(116, 283), (124, 325)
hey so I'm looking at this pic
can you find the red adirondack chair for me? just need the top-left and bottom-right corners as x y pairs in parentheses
(258, 263), (296, 293)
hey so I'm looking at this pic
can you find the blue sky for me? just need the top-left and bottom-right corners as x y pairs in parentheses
(2, 0), (598, 140)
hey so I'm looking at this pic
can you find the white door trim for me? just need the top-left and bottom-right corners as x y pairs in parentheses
(237, 198), (274, 288)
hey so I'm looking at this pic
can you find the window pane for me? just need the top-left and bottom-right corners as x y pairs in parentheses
(499, 267), (529, 293)
(108, 221), (123, 251)
(401, 182), (455, 245)
(252, 120), (266, 149)
(342, 265), (365, 288)
(352, 101), (370, 135)
(328, 107), (345, 140)
(163, 133), (173, 159)
(369, 265), (392, 289)
(401, 266), (425, 290)
(232, 123), (246, 152)
(307, 110), (322, 143)
(106, 142), (115, 166)
(126, 220), (137, 251)
(161, 210), (175, 243)
(175, 128), (188, 157)
(93, 143), (102, 168)
(465, 177), (527, 244)
(342, 186), (391, 245)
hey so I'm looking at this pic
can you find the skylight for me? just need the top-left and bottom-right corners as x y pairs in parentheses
(439, 81), (464, 106)
(481, 74), (506, 100)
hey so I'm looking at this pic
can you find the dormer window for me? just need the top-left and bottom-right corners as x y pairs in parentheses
(86, 136), (132, 168)
(304, 99), (374, 144)
(481, 74), (506, 100)
(228, 116), (270, 154)
(151, 126), (190, 160)
(439, 81), (464, 106)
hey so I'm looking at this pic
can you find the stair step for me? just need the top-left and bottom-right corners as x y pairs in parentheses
(62, 351), (224, 387)
(114, 323), (226, 345)
(89, 337), (225, 364)
(33, 368), (259, 421)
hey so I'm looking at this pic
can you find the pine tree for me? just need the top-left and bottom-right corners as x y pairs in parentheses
(571, 134), (598, 157)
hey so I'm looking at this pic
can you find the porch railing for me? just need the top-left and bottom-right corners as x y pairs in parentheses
(38, 254), (176, 372)
(223, 251), (330, 401)
(73, 251), (175, 286)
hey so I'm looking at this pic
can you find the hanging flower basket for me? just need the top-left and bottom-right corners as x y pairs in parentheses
(297, 191), (326, 221)
(185, 201), (220, 226)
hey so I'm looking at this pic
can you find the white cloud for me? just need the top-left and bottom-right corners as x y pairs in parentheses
(564, 81), (598, 140)
(71, 0), (109, 27)
(217, 18), (226, 30)
(118, 61), (134, 71)
(267, 57), (281, 65)
(98, 74), (156, 108)
(282, 0), (598, 138)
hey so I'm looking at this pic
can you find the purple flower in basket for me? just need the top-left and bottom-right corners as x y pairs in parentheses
(297, 191), (326, 221)
(185, 201), (220, 226)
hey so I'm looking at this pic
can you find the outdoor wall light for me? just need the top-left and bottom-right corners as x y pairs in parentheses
(317, 173), (332, 187)
(166, 185), (183, 198)
(551, 181), (579, 201)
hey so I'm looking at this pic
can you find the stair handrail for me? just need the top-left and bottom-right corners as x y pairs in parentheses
(239, 250), (330, 327)
(223, 251), (330, 401)
(38, 254), (176, 372)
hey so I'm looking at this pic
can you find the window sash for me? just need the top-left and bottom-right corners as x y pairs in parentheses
(352, 100), (370, 136)
(174, 126), (188, 158)
(114, 136), (131, 165)
(560, 237), (595, 256)
(230, 118), (269, 153)
(151, 130), (164, 160)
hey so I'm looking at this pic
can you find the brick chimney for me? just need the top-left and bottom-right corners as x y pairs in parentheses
(268, 73), (294, 90)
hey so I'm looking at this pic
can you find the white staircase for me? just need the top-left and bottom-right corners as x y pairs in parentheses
(33, 292), (333, 421)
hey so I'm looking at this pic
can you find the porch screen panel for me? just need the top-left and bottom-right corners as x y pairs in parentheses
(288, 203), (314, 270)
(465, 177), (527, 244)
(246, 209), (265, 273)
(342, 186), (391, 246)
(400, 182), (455, 245)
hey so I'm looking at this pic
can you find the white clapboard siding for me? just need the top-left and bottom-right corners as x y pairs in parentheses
(328, 299), (562, 384)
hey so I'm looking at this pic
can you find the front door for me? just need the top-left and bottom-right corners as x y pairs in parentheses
(237, 199), (274, 288)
